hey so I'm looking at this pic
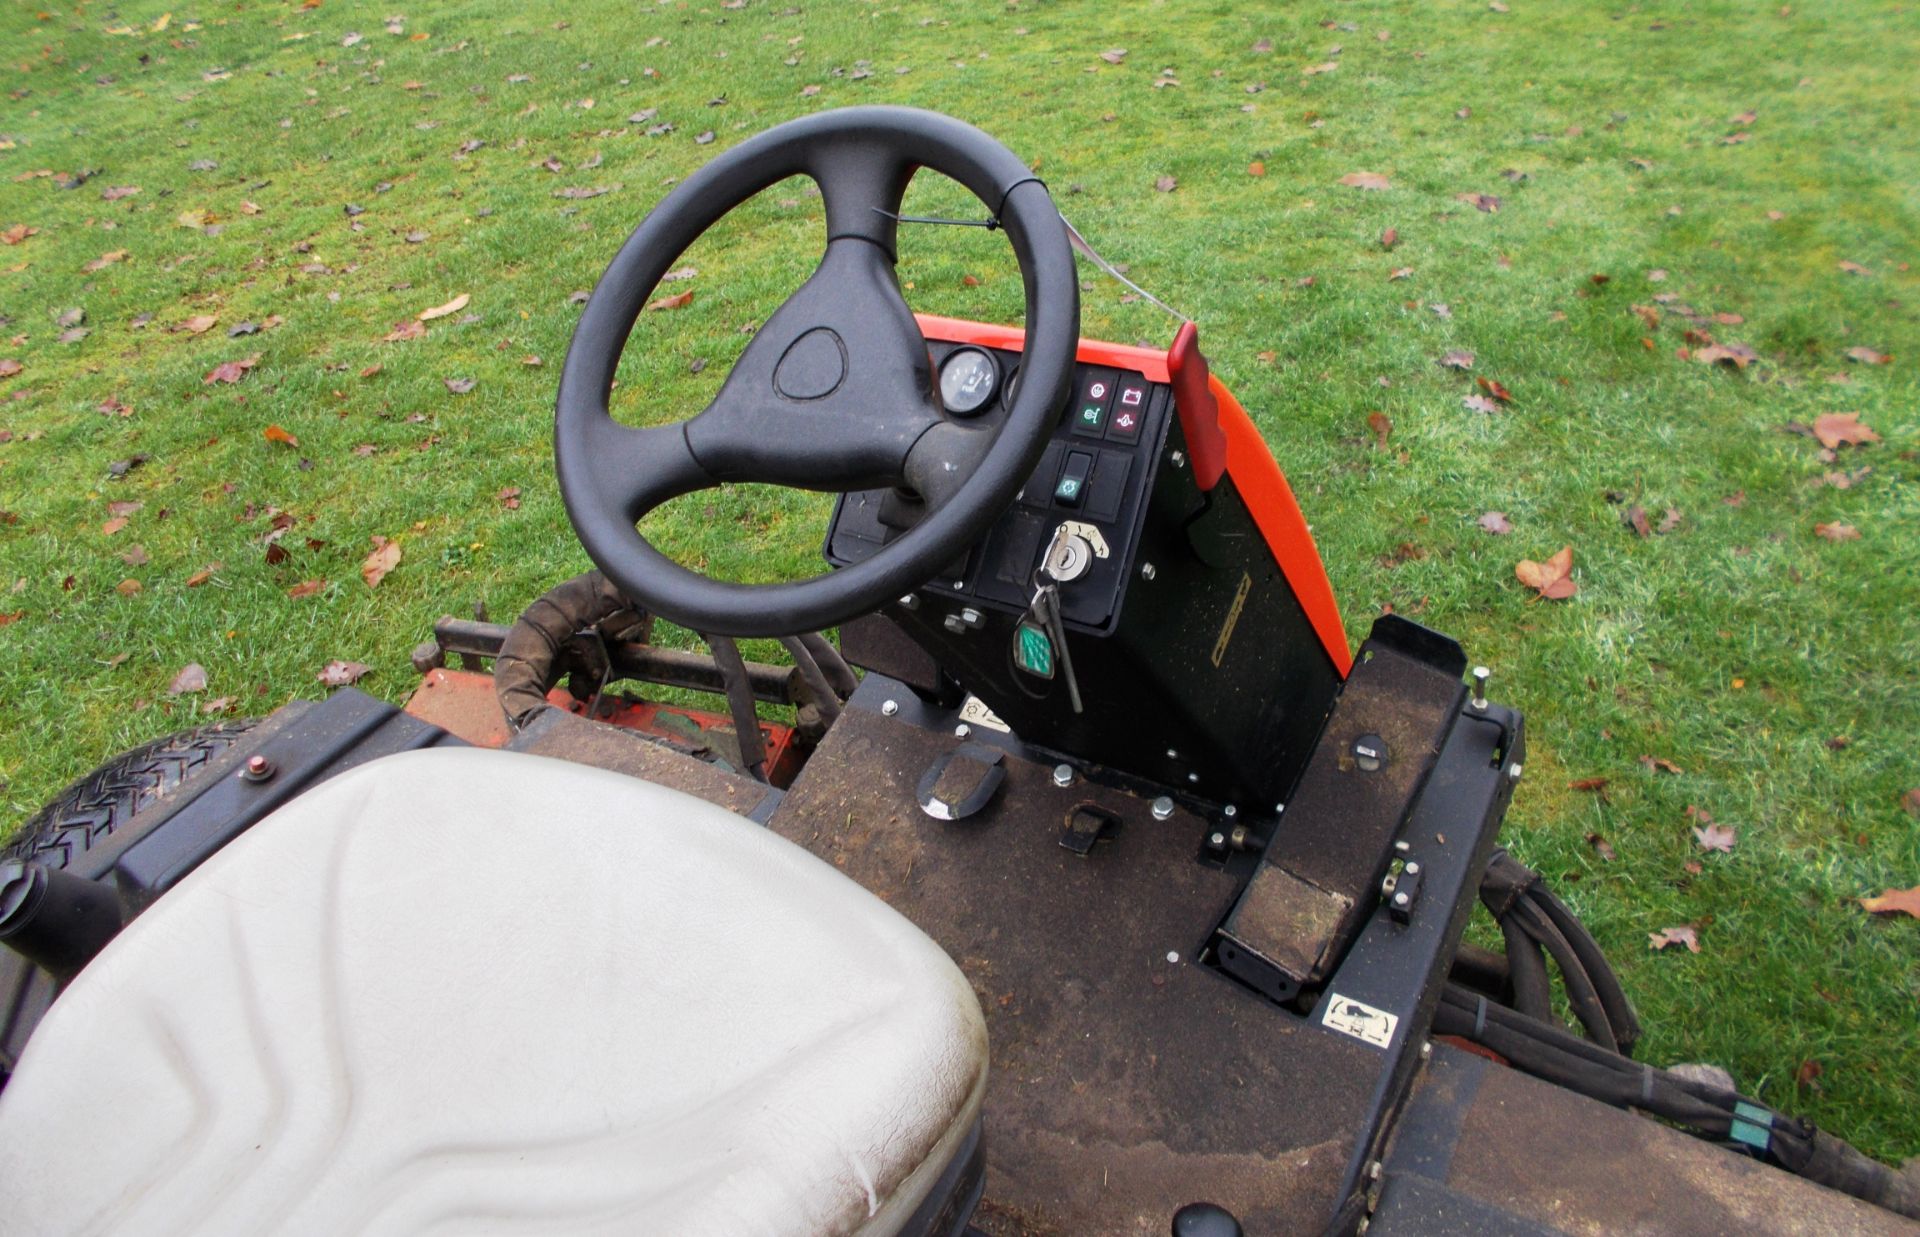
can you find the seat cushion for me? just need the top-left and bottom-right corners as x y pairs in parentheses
(0, 748), (987, 1236)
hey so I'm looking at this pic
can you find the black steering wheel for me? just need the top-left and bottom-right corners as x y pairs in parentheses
(555, 107), (1079, 638)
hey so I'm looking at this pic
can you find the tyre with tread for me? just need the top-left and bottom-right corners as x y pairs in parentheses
(3, 721), (257, 871)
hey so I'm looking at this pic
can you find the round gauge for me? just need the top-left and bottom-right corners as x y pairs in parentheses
(938, 347), (999, 417)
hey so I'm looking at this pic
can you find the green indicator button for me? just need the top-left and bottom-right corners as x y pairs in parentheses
(1015, 623), (1055, 678)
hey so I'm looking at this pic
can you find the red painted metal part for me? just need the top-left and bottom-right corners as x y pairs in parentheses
(403, 668), (804, 786)
(915, 313), (1354, 677)
(1166, 320), (1228, 493)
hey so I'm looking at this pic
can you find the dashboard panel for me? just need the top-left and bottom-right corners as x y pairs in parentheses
(825, 340), (1172, 634)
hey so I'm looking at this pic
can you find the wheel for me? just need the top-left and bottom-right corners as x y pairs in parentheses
(3, 721), (257, 871)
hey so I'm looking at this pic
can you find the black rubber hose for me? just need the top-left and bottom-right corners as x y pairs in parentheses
(1499, 911), (1553, 1022)
(795, 631), (858, 700)
(1529, 882), (1642, 1055)
(703, 634), (768, 782)
(1511, 895), (1619, 1053)
(495, 571), (651, 729)
(1433, 984), (1920, 1220)
(778, 636), (843, 728)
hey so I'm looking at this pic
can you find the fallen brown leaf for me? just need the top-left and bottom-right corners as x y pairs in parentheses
(646, 290), (694, 312)
(1812, 412), (1879, 449)
(1586, 832), (1617, 861)
(1859, 886), (1920, 919)
(1456, 192), (1501, 212)
(287, 579), (326, 598)
(417, 293), (471, 321)
(1814, 522), (1860, 542)
(1844, 346), (1890, 365)
(1692, 822), (1736, 853)
(1154, 175), (1178, 193)
(1649, 925), (1700, 953)
(362, 538), (402, 587)
(1339, 171), (1391, 191)
(1515, 546), (1577, 600)
(317, 659), (371, 687)
(203, 354), (260, 384)
(167, 662), (208, 695)
(1438, 349), (1475, 370)
(263, 424), (298, 447)
(1476, 376), (1513, 402)
(82, 250), (129, 273)
(1478, 511), (1512, 535)
(1640, 755), (1683, 774)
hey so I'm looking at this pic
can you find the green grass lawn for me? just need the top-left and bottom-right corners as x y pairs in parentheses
(2, 0), (1915, 1160)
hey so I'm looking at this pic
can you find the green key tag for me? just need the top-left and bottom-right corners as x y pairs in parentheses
(1014, 622), (1055, 679)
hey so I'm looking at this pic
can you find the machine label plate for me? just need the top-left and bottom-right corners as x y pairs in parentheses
(958, 695), (1012, 733)
(1210, 571), (1253, 668)
(1321, 992), (1398, 1050)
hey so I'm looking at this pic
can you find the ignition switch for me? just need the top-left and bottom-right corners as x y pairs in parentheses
(1043, 528), (1095, 583)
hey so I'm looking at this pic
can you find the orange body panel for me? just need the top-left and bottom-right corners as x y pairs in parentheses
(916, 314), (1353, 676)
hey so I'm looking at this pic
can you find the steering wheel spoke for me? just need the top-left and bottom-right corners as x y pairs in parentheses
(587, 418), (712, 522)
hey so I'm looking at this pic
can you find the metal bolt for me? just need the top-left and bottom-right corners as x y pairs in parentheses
(1140, 562), (1157, 581)
(1170, 450), (1186, 468)
(1403, 861), (1421, 876)
(1393, 891), (1410, 907)
(1508, 761), (1524, 782)
(1471, 665), (1490, 709)
(881, 699), (900, 717)
(954, 724), (971, 739)
(952, 580), (966, 590)
(1367, 1159), (1383, 1182)
(1275, 803), (1286, 815)
(1420, 1040), (1433, 1062)
(1166, 748), (1179, 759)
(1150, 796), (1175, 821)
(1052, 763), (1075, 788)
(1209, 831), (1226, 847)
(1223, 804), (1238, 819)
(1187, 772), (1200, 784)
(898, 593), (919, 611)
(241, 754), (274, 783)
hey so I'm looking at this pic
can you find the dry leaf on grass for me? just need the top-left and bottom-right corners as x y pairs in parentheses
(362, 538), (401, 587)
(1811, 412), (1879, 449)
(1515, 547), (1577, 599)
(1649, 926), (1700, 953)
(417, 293), (471, 321)
(317, 660), (371, 687)
(1859, 886), (1920, 919)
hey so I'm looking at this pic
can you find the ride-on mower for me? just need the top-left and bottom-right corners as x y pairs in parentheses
(0, 108), (1913, 1236)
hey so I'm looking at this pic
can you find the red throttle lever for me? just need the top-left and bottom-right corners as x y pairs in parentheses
(1166, 320), (1228, 493)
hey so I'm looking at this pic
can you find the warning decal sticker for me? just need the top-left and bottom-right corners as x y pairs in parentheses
(1321, 992), (1399, 1050)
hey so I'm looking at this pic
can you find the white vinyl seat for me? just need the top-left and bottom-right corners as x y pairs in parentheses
(0, 748), (988, 1237)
